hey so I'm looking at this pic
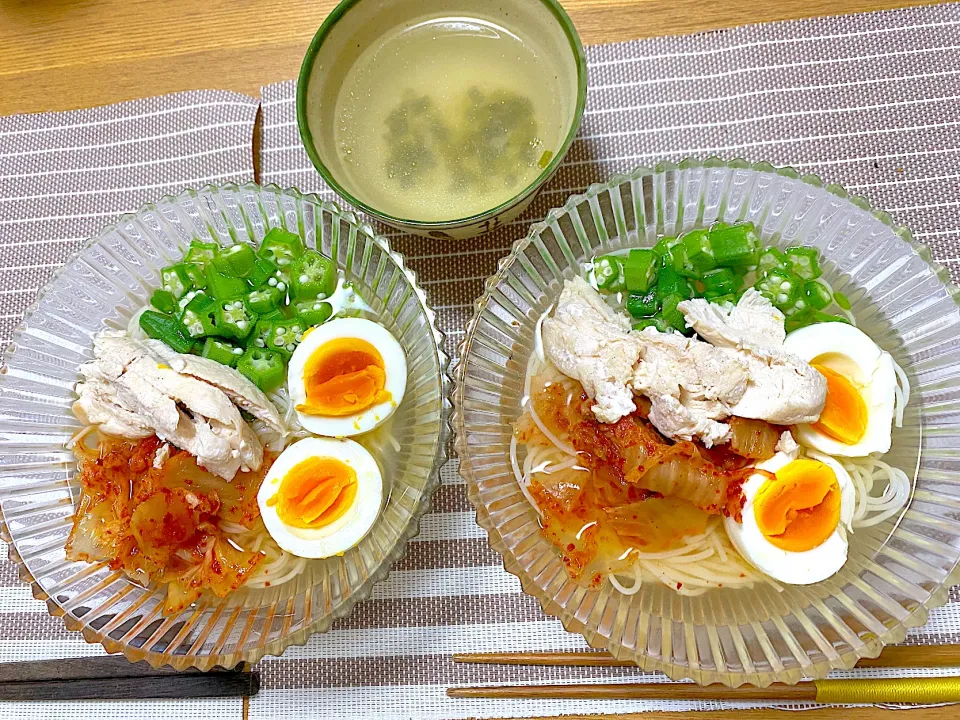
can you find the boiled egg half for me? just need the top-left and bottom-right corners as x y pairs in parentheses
(288, 317), (406, 437)
(257, 436), (383, 558)
(724, 451), (855, 584)
(782, 323), (896, 457)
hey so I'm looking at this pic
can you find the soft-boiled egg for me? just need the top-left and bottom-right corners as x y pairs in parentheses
(288, 317), (406, 437)
(724, 451), (855, 584)
(782, 323), (896, 457)
(257, 436), (382, 558)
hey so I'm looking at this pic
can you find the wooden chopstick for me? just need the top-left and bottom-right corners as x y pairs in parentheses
(453, 643), (960, 669)
(0, 656), (258, 701)
(450, 645), (960, 704)
(449, 681), (821, 700)
(0, 655), (248, 683)
(0, 673), (259, 701)
(447, 677), (960, 703)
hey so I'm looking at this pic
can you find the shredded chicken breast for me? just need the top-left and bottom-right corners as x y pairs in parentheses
(776, 430), (800, 457)
(74, 331), (280, 480)
(542, 280), (827, 444)
(679, 288), (786, 349)
(542, 276), (644, 423)
(632, 329), (748, 447)
(679, 291), (826, 424)
(143, 340), (283, 434)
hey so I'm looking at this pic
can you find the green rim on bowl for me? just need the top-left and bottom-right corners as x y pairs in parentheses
(296, 0), (588, 229)
(454, 157), (960, 687)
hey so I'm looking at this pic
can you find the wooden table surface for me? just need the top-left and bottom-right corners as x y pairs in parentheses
(0, 0), (940, 115)
(0, 0), (952, 718)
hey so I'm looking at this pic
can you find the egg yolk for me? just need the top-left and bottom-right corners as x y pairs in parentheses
(753, 459), (841, 552)
(297, 337), (391, 417)
(266, 456), (358, 529)
(811, 363), (868, 445)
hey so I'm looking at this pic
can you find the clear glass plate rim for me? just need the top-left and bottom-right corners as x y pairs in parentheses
(0, 181), (453, 669)
(451, 156), (960, 685)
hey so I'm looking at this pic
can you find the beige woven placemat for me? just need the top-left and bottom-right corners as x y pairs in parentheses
(258, 3), (960, 718)
(0, 89), (259, 719)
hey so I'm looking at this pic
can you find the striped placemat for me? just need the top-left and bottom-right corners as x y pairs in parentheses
(0, 90), (259, 719)
(258, 2), (960, 718)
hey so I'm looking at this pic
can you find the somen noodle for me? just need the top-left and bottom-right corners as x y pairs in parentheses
(512, 311), (913, 597)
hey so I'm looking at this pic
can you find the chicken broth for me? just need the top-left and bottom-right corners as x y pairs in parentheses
(333, 15), (569, 221)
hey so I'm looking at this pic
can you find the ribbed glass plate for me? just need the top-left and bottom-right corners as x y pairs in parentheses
(0, 183), (449, 670)
(453, 158), (960, 687)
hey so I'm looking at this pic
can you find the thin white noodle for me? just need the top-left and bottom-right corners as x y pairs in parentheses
(522, 351), (580, 457)
(246, 555), (308, 589)
(652, 548), (716, 564)
(534, 312), (547, 364)
(859, 464), (910, 526)
(841, 455), (911, 528)
(523, 348), (548, 396)
(533, 457), (578, 474)
(619, 538), (764, 596)
(576, 521), (598, 540)
(853, 465), (871, 523)
(609, 563), (643, 595)
(712, 529), (729, 564)
(893, 384), (905, 427)
(837, 305), (857, 324)
(509, 435), (523, 489)
(219, 521), (250, 535)
(892, 358), (911, 428)
(526, 396), (577, 457)
(636, 558), (747, 596)
(66, 423), (97, 450)
(512, 436), (545, 517)
(127, 305), (149, 339)
(632, 540), (710, 561)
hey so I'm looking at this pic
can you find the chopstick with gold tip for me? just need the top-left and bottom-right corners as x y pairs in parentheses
(453, 643), (960, 669)
(446, 677), (960, 703)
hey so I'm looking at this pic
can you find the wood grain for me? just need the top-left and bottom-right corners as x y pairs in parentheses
(448, 682), (821, 700)
(0, 0), (939, 115)
(453, 644), (960, 668)
(0, 655), (248, 683)
(0, 672), (259, 701)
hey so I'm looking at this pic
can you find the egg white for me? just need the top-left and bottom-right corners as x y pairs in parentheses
(782, 323), (896, 457)
(288, 317), (407, 437)
(257, 436), (383, 559)
(724, 451), (855, 585)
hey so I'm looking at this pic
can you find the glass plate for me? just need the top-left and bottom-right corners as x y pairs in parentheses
(0, 183), (450, 670)
(453, 158), (960, 687)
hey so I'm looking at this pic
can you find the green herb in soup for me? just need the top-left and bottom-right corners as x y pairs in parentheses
(382, 86), (542, 198)
(383, 92), (442, 189)
(335, 16), (569, 222)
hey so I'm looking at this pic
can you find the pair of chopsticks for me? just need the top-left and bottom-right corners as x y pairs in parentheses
(449, 644), (960, 703)
(0, 655), (258, 701)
